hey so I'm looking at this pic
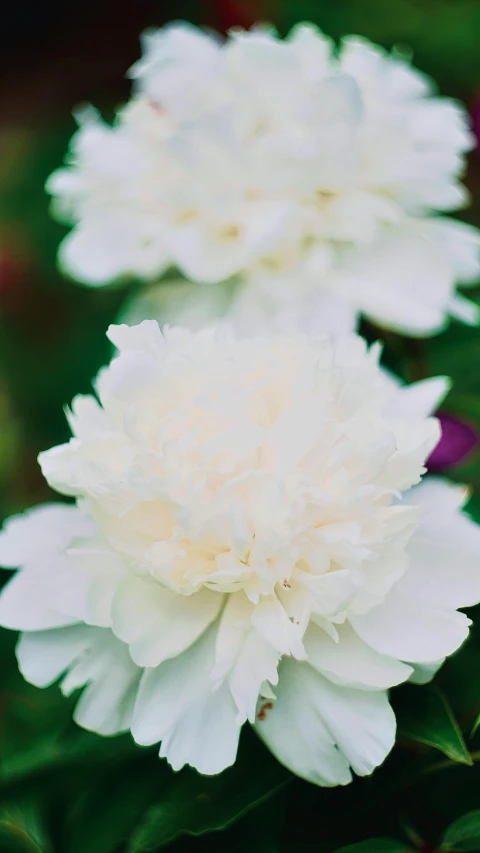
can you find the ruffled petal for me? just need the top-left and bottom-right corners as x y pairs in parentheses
(0, 503), (95, 569)
(304, 622), (412, 689)
(131, 624), (241, 774)
(211, 592), (280, 723)
(419, 217), (480, 285)
(16, 624), (93, 686)
(334, 228), (453, 336)
(59, 217), (169, 287)
(0, 503), (125, 631)
(0, 568), (78, 631)
(349, 590), (470, 664)
(388, 376), (451, 420)
(0, 539), (126, 632)
(251, 594), (306, 659)
(393, 478), (480, 610)
(170, 202), (293, 285)
(296, 569), (361, 619)
(55, 542), (127, 627)
(254, 659), (396, 785)
(408, 659), (444, 685)
(17, 626), (141, 736)
(111, 574), (224, 667)
(399, 538), (480, 610)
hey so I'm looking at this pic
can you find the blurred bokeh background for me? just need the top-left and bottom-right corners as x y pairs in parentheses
(1, 0), (480, 524)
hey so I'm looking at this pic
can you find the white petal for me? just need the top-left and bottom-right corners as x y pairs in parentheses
(69, 644), (141, 736)
(107, 320), (164, 354)
(17, 626), (141, 736)
(403, 476), (470, 517)
(212, 592), (280, 723)
(419, 217), (480, 284)
(225, 270), (357, 339)
(350, 589), (470, 664)
(0, 540), (126, 632)
(111, 574), (224, 667)
(255, 659), (395, 785)
(0, 503), (94, 569)
(119, 277), (236, 332)
(0, 568), (78, 631)
(254, 661), (350, 787)
(251, 595), (306, 659)
(388, 376), (451, 419)
(396, 479), (480, 609)
(132, 625), (241, 774)
(334, 229), (452, 335)
(304, 622), (412, 689)
(171, 202), (292, 284)
(228, 631), (280, 724)
(16, 624), (93, 686)
(297, 666), (396, 777)
(59, 218), (169, 286)
(57, 542), (127, 627)
(399, 538), (480, 610)
(66, 395), (109, 440)
(409, 659), (444, 685)
(448, 294), (480, 325)
(297, 569), (361, 618)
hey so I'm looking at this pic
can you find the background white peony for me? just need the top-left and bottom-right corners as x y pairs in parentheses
(1, 321), (479, 785)
(47, 22), (480, 337)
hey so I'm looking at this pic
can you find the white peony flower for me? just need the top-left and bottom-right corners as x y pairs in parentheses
(47, 21), (480, 335)
(1, 321), (480, 785)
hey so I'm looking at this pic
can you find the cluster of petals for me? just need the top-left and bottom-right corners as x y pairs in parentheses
(47, 22), (480, 337)
(1, 321), (480, 785)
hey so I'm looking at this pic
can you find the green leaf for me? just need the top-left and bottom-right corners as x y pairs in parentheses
(127, 734), (290, 852)
(0, 684), (137, 783)
(0, 686), (76, 781)
(470, 715), (480, 738)
(441, 810), (480, 851)
(334, 841), (413, 853)
(436, 629), (480, 726)
(0, 799), (52, 853)
(63, 756), (167, 853)
(393, 685), (472, 765)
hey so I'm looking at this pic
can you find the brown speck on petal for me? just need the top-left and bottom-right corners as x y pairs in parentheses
(257, 701), (273, 721)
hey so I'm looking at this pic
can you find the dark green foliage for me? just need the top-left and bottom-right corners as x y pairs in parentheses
(393, 685), (472, 765)
(334, 842), (414, 853)
(441, 810), (480, 851)
(0, 798), (53, 853)
(127, 732), (289, 851)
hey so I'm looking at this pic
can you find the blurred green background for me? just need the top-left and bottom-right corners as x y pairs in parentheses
(0, 3), (480, 851)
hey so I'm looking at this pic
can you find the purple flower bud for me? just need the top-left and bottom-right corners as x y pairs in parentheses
(472, 96), (480, 150)
(428, 412), (479, 471)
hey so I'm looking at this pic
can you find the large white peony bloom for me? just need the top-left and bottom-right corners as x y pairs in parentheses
(47, 22), (480, 336)
(1, 321), (480, 784)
